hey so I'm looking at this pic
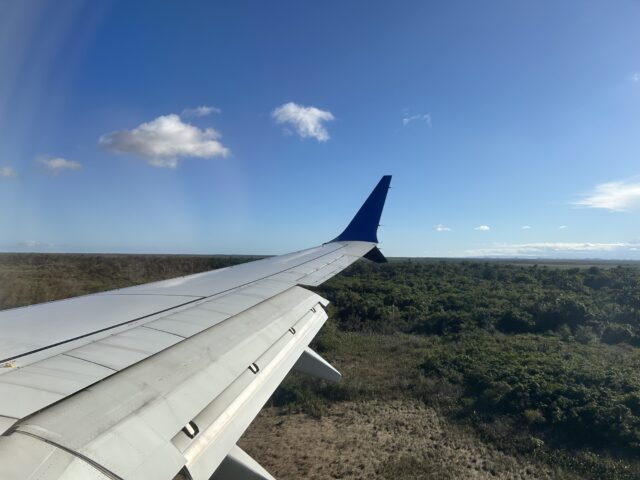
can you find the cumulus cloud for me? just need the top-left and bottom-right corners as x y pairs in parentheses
(402, 111), (431, 127)
(38, 156), (82, 173)
(181, 105), (221, 118)
(521, 225), (532, 230)
(272, 102), (334, 142)
(434, 224), (451, 232)
(466, 242), (638, 258)
(474, 225), (490, 231)
(99, 114), (230, 168)
(573, 179), (640, 211)
(0, 167), (16, 177)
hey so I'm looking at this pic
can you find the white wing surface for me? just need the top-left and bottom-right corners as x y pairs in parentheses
(0, 175), (391, 480)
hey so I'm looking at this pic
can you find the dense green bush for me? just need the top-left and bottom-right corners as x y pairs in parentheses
(316, 259), (640, 478)
(318, 260), (640, 344)
(422, 333), (640, 454)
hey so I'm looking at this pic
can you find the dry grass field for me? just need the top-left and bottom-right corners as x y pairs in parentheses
(242, 400), (565, 480)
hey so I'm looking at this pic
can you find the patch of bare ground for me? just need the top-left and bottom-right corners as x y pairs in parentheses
(240, 400), (574, 480)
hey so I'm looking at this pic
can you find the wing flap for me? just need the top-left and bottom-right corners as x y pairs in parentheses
(211, 445), (275, 480)
(182, 296), (328, 480)
(0, 432), (113, 480)
(293, 346), (342, 382)
(7, 287), (327, 480)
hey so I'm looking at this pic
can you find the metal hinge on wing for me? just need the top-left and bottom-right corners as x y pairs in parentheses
(248, 363), (260, 374)
(182, 421), (200, 439)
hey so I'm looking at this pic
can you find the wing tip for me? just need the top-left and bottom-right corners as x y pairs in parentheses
(331, 175), (392, 244)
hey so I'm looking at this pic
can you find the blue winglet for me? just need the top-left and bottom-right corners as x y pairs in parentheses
(331, 175), (392, 243)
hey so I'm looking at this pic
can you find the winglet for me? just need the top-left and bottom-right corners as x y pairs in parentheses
(332, 175), (392, 243)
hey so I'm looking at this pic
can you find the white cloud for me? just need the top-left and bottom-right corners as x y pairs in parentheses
(38, 156), (82, 173)
(466, 242), (638, 258)
(272, 102), (334, 142)
(521, 225), (532, 230)
(434, 224), (451, 232)
(559, 225), (568, 229)
(633, 73), (640, 82)
(573, 179), (640, 211)
(474, 225), (490, 231)
(0, 167), (16, 177)
(99, 114), (230, 168)
(402, 112), (431, 127)
(181, 105), (221, 118)
(18, 240), (51, 248)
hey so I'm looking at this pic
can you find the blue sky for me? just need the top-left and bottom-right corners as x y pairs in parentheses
(1, 0), (640, 258)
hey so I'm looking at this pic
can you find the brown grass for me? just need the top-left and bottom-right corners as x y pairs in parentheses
(241, 400), (574, 480)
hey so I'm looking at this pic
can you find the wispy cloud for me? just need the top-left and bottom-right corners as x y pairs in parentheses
(272, 102), (334, 142)
(466, 242), (638, 258)
(559, 225), (568, 229)
(38, 156), (82, 173)
(0, 167), (16, 177)
(434, 224), (451, 232)
(474, 225), (490, 231)
(521, 225), (532, 230)
(402, 111), (431, 127)
(181, 105), (221, 118)
(18, 240), (51, 249)
(573, 179), (640, 211)
(633, 73), (640, 82)
(99, 114), (230, 168)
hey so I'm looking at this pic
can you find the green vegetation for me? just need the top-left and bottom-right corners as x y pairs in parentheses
(421, 333), (640, 479)
(3, 254), (640, 479)
(309, 260), (640, 479)
(319, 260), (640, 341)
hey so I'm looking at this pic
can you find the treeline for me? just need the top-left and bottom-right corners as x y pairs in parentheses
(318, 260), (640, 345)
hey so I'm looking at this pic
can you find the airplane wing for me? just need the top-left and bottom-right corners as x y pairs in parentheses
(0, 175), (392, 480)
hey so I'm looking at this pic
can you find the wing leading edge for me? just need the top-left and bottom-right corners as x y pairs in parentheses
(0, 175), (392, 480)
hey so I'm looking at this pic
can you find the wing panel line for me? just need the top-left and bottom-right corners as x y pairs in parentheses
(14, 430), (125, 480)
(61, 354), (118, 373)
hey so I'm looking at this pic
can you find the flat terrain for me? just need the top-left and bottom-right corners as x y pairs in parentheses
(242, 400), (561, 480)
(3, 253), (640, 479)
